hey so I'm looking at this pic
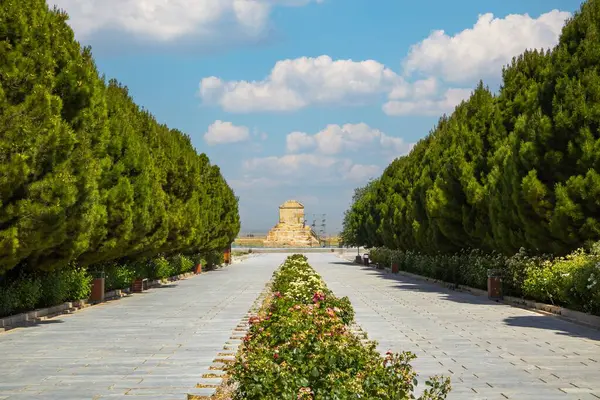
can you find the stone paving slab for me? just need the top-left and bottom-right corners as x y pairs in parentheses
(309, 253), (600, 400)
(0, 254), (285, 400)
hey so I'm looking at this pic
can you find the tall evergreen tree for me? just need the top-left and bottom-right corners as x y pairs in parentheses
(0, 0), (240, 275)
(343, 0), (600, 257)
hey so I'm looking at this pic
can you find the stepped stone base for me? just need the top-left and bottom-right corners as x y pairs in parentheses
(264, 224), (320, 247)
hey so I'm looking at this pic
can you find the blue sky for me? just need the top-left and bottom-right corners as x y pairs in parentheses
(53, 0), (583, 234)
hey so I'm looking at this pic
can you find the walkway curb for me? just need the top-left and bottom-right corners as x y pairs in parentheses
(392, 268), (600, 330)
(340, 254), (600, 331)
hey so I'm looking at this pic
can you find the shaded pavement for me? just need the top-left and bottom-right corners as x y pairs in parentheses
(309, 253), (600, 400)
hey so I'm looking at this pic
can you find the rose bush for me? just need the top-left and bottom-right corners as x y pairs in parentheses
(229, 254), (451, 400)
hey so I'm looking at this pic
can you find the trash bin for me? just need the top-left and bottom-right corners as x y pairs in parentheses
(363, 254), (370, 266)
(194, 263), (202, 274)
(487, 269), (503, 300)
(355, 255), (363, 264)
(90, 271), (105, 303)
(392, 263), (399, 273)
(223, 246), (231, 265)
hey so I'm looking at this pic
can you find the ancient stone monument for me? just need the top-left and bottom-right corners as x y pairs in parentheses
(264, 200), (320, 247)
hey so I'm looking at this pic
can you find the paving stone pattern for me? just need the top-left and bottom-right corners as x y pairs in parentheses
(3, 252), (600, 400)
(0, 254), (286, 400)
(309, 253), (600, 400)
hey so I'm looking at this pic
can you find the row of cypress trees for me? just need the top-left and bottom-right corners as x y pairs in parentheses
(0, 0), (240, 276)
(342, 0), (600, 256)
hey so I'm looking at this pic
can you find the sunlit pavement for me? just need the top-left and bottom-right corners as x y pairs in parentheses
(0, 254), (285, 400)
(309, 253), (600, 400)
(2, 252), (599, 400)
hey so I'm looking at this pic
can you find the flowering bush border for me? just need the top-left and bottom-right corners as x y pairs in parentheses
(369, 245), (600, 316)
(228, 254), (451, 399)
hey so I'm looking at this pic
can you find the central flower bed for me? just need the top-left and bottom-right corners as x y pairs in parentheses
(228, 254), (451, 399)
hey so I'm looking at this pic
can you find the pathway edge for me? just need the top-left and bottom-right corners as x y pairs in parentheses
(339, 254), (600, 331)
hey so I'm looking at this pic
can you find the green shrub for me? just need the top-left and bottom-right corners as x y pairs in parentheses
(204, 250), (224, 269)
(0, 267), (93, 317)
(150, 256), (173, 280)
(188, 253), (204, 267)
(40, 272), (70, 307)
(0, 274), (43, 317)
(15, 275), (43, 311)
(104, 263), (136, 291)
(0, 286), (18, 317)
(170, 254), (194, 275)
(370, 243), (600, 316)
(65, 266), (92, 301)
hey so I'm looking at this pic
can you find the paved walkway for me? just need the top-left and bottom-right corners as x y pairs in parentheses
(0, 254), (285, 400)
(309, 253), (600, 400)
(3, 252), (600, 400)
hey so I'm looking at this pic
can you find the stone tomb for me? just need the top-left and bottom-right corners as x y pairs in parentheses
(264, 200), (320, 247)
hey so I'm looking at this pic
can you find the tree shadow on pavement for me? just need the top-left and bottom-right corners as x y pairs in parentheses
(338, 261), (600, 340)
(151, 284), (179, 289)
(2, 318), (65, 333)
(351, 264), (503, 307)
(503, 315), (600, 342)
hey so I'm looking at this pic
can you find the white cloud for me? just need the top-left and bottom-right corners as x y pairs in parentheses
(286, 123), (413, 156)
(403, 10), (570, 83)
(380, 135), (415, 155)
(229, 177), (279, 190)
(286, 131), (316, 153)
(242, 153), (380, 185)
(51, 0), (323, 42)
(383, 88), (473, 116)
(240, 123), (408, 187)
(196, 9), (570, 116)
(244, 153), (338, 175)
(389, 77), (438, 100)
(204, 120), (250, 145)
(342, 164), (381, 182)
(199, 55), (402, 112)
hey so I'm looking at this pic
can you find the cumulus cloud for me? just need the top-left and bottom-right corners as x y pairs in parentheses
(286, 132), (316, 153)
(243, 154), (380, 184)
(197, 10), (570, 116)
(403, 10), (570, 83)
(204, 120), (250, 145)
(342, 164), (381, 182)
(286, 123), (413, 156)
(239, 123), (408, 187)
(228, 177), (279, 190)
(51, 0), (323, 42)
(244, 153), (338, 175)
(199, 55), (402, 112)
(383, 88), (473, 116)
